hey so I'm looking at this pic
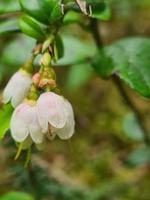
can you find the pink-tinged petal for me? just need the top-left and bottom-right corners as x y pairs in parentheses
(11, 101), (44, 144)
(10, 104), (30, 142)
(56, 100), (75, 140)
(30, 124), (44, 144)
(36, 107), (48, 133)
(29, 107), (44, 144)
(37, 92), (67, 131)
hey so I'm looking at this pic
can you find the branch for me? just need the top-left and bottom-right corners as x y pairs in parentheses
(0, 11), (21, 20)
(90, 19), (150, 146)
(112, 74), (150, 145)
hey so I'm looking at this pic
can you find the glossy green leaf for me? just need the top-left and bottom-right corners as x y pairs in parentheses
(0, 104), (13, 139)
(67, 63), (93, 89)
(94, 37), (150, 97)
(92, 50), (114, 78)
(89, 0), (111, 20)
(19, 0), (62, 24)
(0, 191), (34, 200)
(76, 0), (111, 20)
(106, 37), (150, 97)
(63, 11), (81, 25)
(49, 1), (62, 24)
(125, 147), (150, 167)
(19, 15), (45, 40)
(123, 113), (144, 141)
(54, 35), (64, 61)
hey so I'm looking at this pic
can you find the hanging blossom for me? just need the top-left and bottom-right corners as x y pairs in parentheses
(37, 92), (75, 140)
(10, 100), (44, 144)
(3, 69), (32, 107)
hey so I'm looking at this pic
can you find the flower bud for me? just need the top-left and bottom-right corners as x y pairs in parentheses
(32, 72), (41, 86)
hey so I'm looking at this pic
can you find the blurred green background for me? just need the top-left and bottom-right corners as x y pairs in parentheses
(0, 0), (150, 200)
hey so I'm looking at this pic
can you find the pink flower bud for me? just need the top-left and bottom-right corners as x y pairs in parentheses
(37, 92), (75, 140)
(10, 101), (44, 144)
(32, 72), (41, 86)
(39, 78), (56, 89)
(3, 70), (32, 107)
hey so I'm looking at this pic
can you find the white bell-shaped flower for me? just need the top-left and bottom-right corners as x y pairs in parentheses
(37, 92), (75, 140)
(10, 101), (44, 144)
(3, 70), (32, 107)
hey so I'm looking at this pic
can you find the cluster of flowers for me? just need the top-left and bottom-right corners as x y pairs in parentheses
(3, 53), (75, 149)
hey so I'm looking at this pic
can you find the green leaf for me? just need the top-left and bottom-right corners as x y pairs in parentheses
(76, 0), (111, 20)
(0, 19), (20, 36)
(19, 0), (62, 24)
(54, 35), (64, 61)
(0, 191), (34, 200)
(63, 11), (81, 25)
(0, 0), (20, 14)
(125, 146), (150, 167)
(19, 15), (46, 40)
(67, 63), (93, 89)
(94, 37), (150, 97)
(89, 0), (111, 20)
(92, 49), (114, 78)
(123, 113), (144, 141)
(106, 37), (150, 97)
(0, 104), (13, 139)
(49, 1), (62, 24)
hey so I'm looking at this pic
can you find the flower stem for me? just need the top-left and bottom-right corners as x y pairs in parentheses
(24, 148), (31, 168)
(14, 143), (23, 160)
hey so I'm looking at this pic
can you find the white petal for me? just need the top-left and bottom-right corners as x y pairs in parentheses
(56, 100), (75, 140)
(29, 107), (44, 144)
(37, 92), (67, 131)
(30, 124), (44, 144)
(3, 72), (18, 104)
(3, 70), (32, 107)
(10, 104), (29, 142)
(24, 105), (44, 144)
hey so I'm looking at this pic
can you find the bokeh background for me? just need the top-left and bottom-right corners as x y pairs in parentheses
(0, 0), (150, 199)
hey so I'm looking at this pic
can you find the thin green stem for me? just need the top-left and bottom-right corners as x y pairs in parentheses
(24, 148), (31, 168)
(14, 143), (23, 160)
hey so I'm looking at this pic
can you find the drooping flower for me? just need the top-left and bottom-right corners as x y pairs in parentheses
(10, 100), (44, 144)
(37, 92), (75, 140)
(3, 69), (32, 107)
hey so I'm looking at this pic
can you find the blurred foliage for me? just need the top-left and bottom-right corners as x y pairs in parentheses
(0, 104), (13, 139)
(0, 191), (33, 200)
(0, 0), (150, 200)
